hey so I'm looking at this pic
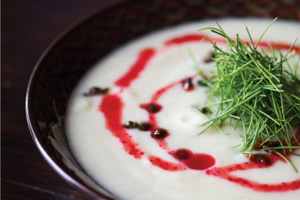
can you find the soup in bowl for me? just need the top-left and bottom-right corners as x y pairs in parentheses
(26, 1), (300, 199)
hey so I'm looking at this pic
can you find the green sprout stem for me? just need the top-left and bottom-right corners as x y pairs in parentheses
(198, 19), (300, 171)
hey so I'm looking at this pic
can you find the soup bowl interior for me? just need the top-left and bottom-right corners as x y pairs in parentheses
(25, 0), (299, 199)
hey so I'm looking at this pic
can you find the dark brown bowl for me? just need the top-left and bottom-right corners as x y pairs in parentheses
(25, 0), (300, 199)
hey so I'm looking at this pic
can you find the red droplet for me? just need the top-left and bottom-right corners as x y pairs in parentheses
(182, 77), (194, 91)
(174, 149), (215, 170)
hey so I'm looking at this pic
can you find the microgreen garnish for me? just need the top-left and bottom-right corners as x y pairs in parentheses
(198, 18), (300, 168)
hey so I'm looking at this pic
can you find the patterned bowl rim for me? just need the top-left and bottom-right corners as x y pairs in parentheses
(25, 0), (130, 199)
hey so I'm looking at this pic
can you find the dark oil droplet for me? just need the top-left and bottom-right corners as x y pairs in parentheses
(138, 123), (152, 131)
(140, 103), (162, 113)
(152, 128), (168, 139)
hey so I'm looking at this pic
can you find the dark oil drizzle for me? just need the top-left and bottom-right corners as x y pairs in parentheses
(84, 87), (109, 96)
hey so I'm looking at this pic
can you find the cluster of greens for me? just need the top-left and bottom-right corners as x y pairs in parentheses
(198, 19), (300, 166)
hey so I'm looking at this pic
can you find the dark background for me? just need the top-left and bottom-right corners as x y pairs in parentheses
(2, 1), (121, 199)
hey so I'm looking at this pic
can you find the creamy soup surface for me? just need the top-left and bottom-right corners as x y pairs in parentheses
(66, 19), (300, 200)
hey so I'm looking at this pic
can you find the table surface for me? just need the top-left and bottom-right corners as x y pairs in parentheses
(2, 1), (120, 199)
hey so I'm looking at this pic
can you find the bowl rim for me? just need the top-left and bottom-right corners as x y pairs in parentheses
(25, 0), (130, 199)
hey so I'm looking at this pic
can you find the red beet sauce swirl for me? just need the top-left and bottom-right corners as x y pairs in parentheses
(99, 33), (300, 192)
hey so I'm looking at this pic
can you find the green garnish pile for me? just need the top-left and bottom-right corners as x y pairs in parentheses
(198, 19), (300, 158)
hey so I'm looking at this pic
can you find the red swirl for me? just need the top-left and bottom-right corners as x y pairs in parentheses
(100, 32), (300, 192)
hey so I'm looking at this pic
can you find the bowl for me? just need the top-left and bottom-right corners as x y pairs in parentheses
(25, 0), (300, 199)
